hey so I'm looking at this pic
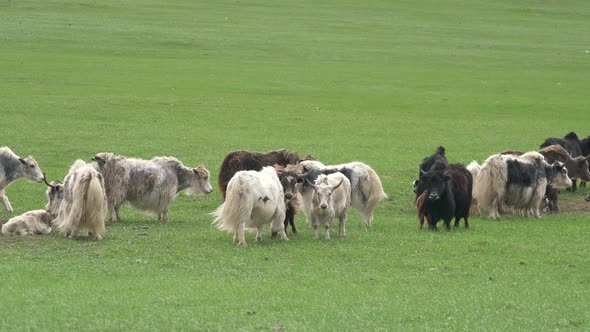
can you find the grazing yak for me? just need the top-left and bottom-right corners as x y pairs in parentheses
(212, 166), (288, 246)
(540, 132), (586, 191)
(52, 160), (107, 241)
(306, 173), (351, 239)
(0, 147), (45, 212)
(1, 179), (63, 236)
(539, 145), (590, 211)
(91, 153), (213, 222)
(218, 149), (302, 200)
(415, 162), (472, 230)
(299, 160), (387, 226)
(473, 152), (572, 219)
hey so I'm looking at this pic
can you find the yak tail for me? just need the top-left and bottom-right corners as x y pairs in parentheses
(472, 155), (506, 210)
(212, 177), (251, 232)
(357, 168), (388, 207)
(55, 167), (106, 239)
(82, 172), (107, 238)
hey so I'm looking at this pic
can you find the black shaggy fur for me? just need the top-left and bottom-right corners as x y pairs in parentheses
(415, 163), (472, 231)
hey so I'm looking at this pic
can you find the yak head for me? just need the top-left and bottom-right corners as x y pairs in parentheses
(308, 175), (343, 210)
(277, 170), (308, 201)
(547, 161), (572, 189)
(90, 152), (116, 173)
(190, 165), (213, 195)
(18, 156), (45, 183)
(418, 170), (451, 202)
(43, 178), (64, 213)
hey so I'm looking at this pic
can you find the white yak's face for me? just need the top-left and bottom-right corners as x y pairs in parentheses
(190, 165), (213, 195)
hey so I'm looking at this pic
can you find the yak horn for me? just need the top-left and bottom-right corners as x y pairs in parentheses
(305, 177), (318, 190)
(42, 173), (56, 188)
(331, 179), (344, 191)
(420, 166), (429, 175)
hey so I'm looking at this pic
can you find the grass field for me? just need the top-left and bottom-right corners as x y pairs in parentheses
(1, 0), (590, 330)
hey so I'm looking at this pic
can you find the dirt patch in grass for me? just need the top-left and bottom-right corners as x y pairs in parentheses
(556, 198), (590, 213)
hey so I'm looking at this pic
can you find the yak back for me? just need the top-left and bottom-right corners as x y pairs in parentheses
(506, 158), (545, 188)
(540, 132), (583, 157)
(419, 146), (448, 177)
(218, 149), (300, 200)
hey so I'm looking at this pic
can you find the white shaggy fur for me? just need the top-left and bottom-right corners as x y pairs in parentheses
(466, 161), (481, 216)
(299, 160), (387, 226)
(307, 173), (351, 240)
(52, 160), (107, 241)
(211, 166), (287, 246)
(1, 182), (64, 236)
(473, 152), (571, 219)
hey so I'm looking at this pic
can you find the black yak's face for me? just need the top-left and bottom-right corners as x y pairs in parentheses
(279, 173), (298, 200)
(419, 172), (450, 202)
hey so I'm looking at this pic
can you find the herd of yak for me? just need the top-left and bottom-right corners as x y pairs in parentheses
(0, 131), (589, 243)
(415, 132), (590, 230)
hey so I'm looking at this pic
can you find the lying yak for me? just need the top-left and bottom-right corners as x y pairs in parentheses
(1, 178), (63, 236)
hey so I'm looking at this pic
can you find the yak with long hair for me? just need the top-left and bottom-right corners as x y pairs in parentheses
(52, 160), (107, 241)
(212, 166), (288, 246)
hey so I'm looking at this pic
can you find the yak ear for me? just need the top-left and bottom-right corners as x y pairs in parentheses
(18, 158), (26, 165)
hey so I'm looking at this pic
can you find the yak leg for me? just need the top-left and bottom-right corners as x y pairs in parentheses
(256, 226), (263, 242)
(39, 224), (52, 235)
(236, 220), (246, 246)
(282, 217), (289, 236)
(108, 202), (121, 222)
(289, 214), (297, 234)
(362, 199), (380, 226)
(312, 218), (319, 240)
(68, 228), (78, 239)
(571, 179), (578, 192)
(443, 217), (452, 231)
(0, 189), (13, 212)
(339, 214), (347, 237)
(114, 205), (122, 222)
(158, 210), (169, 223)
(324, 221), (331, 240)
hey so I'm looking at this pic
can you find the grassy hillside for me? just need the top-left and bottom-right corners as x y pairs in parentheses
(1, 0), (589, 330)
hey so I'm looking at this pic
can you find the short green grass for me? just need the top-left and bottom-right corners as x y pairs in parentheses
(1, 0), (590, 330)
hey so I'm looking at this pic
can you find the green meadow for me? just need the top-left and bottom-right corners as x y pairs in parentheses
(1, 0), (589, 330)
